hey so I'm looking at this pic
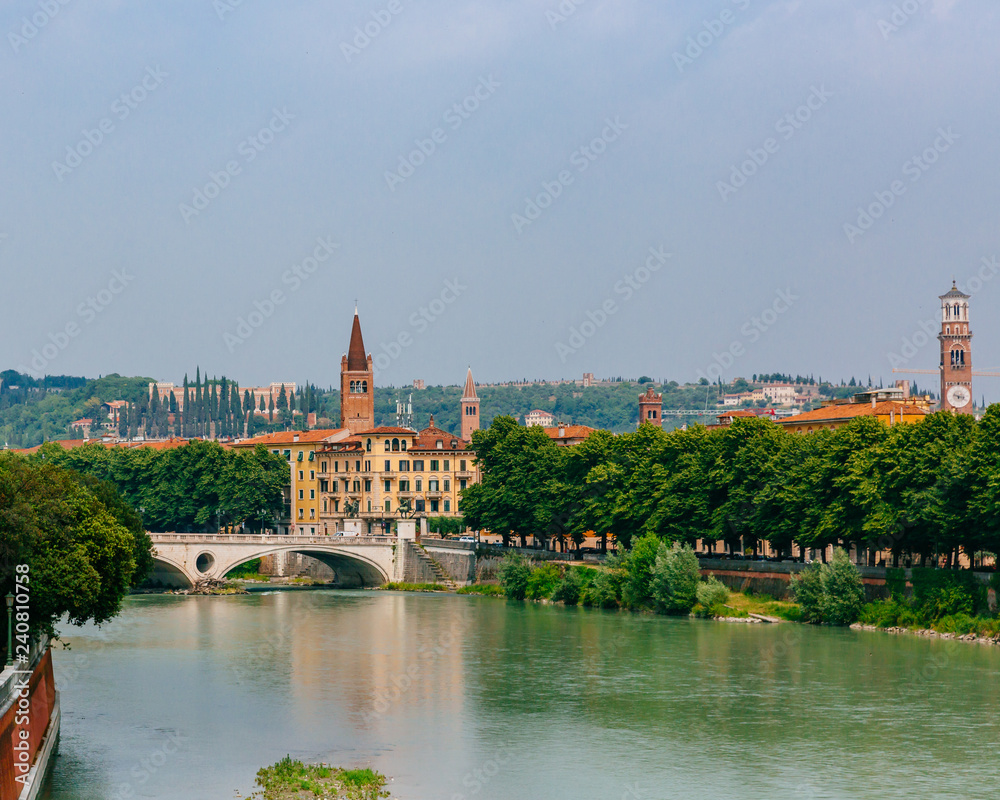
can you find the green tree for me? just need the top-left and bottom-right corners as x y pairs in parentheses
(650, 543), (700, 614)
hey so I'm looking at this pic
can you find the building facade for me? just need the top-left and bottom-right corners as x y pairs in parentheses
(525, 409), (555, 427)
(939, 282), (973, 413)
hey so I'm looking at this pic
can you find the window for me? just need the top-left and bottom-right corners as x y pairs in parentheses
(364, 479), (372, 492)
(366, 438), (372, 452)
(320, 479), (328, 492)
(460, 479), (467, 490)
(310, 489), (315, 499)
(451, 441), (457, 449)
(334, 499), (340, 512)
(353, 480), (360, 492)
(310, 470), (315, 480)
(384, 439), (391, 452)
(309, 451), (315, 461)
(392, 438), (399, 451)
(384, 480), (391, 492)
(436, 440), (443, 449)
(444, 460), (450, 471)
(430, 459), (439, 471)
(460, 460), (467, 471)
(272, 449), (279, 455)
(364, 460), (371, 472)
(399, 460), (409, 471)
(333, 461), (339, 472)
(413, 459), (424, 471)
(297, 451), (303, 462)
(283, 450), (291, 459)
(444, 499), (450, 512)
(400, 480), (409, 491)
(416, 478), (422, 491)
(298, 489), (304, 500)
(310, 526), (315, 533)
(355, 460), (361, 471)
(323, 500), (328, 512)
(367, 500), (372, 512)
(430, 500), (439, 512)
(400, 440), (407, 451)
(384, 500), (391, 512)
(444, 479), (450, 491)
(298, 470), (304, 480)
(429, 479), (440, 491)
(298, 508), (304, 518)
(385, 460), (391, 472)
(309, 509), (315, 518)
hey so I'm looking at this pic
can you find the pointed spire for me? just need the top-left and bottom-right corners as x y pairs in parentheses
(462, 366), (478, 401)
(347, 310), (368, 371)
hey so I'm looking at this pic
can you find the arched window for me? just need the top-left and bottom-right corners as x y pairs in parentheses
(392, 438), (400, 452)
(366, 438), (372, 452)
(384, 439), (390, 452)
(362, 381), (368, 393)
(946, 326), (950, 335)
(400, 440), (407, 451)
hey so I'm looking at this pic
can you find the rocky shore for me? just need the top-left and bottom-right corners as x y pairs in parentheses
(851, 623), (1000, 646)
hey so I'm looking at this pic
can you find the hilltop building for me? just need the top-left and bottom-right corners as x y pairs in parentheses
(525, 409), (555, 427)
(639, 387), (662, 427)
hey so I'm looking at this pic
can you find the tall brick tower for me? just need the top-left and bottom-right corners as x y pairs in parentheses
(638, 386), (663, 427)
(461, 367), (480, 441)
(939, 282), (973, 414)
(340, 308), (375, 433)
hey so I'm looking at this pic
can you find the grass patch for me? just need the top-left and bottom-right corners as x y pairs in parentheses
(859, 598), (1000, 636)
(456, 583), (505, 596)
(718, 591), (802, 622)
(381, 582), (447, 592)
(252, 756), (387, 799)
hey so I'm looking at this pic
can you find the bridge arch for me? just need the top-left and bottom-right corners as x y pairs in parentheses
(218, 546), (389, 588)
(148, 552), (197, 589)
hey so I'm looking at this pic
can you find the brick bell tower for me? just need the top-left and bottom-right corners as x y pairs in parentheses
(638, 386), (663, 427)
(461, 367), (480, 441)
(340, 307), (375, 433)
(938, 281), (973, 414)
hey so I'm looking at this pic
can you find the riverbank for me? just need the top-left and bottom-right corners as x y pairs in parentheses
(851, 623), (1000, 646)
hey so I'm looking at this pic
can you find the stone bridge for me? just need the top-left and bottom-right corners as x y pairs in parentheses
(147, 533), (476, 589)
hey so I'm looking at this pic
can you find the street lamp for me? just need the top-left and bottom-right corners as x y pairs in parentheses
(5, 593), (13, 668)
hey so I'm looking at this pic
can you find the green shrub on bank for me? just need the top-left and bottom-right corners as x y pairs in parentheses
(526, 563), (563, 600)
(382, 582), (447, 592)
(696, 575), (730, 614)
(651, 543), (700, 614)
(911, 568), (987, 619)
(582, 569), (620, 609)
(456, 584), (505, 596)
(791, 548), (864, 626)
(498, 553), (532, 600)
(620, 533), (661, 609)
(552, 567), (585, 606)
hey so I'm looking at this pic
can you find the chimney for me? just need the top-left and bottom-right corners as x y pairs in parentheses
(871, 396), (876, 408)
(558, 426), (565, 437)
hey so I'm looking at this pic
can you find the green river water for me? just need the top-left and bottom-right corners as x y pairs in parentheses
(39, 591), (1000, 799)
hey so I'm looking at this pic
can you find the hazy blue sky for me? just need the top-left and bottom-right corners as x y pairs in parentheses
(2, 0), (997, 398)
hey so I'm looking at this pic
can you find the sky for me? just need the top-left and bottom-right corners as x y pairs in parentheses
(2, 0), (998, 398)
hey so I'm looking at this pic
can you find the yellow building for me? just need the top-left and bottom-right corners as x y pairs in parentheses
(232, 429), (350, 534)
(315, 416), (479, 535)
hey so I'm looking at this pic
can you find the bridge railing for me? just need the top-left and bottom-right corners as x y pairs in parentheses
(148, 534), (397, 546)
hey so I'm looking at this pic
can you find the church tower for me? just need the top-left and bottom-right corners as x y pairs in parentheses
(938, 282), (973, 414)
(461, 367), (480, 441)
(340, 309), (375, 433)
(639, 386), (663, 428)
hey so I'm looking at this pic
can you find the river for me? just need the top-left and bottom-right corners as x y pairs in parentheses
(40, 590), (1000, 800)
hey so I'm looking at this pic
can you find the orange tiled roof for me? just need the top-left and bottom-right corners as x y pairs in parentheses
(355, 426), (417, 436)
(232, 429), (348, 447)
(412, 425), (468, 450)
(779, 401), (928, 426)
(543, 425), (597, 441)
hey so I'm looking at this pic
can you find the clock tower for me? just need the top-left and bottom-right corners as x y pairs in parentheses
(938, 282), (973, 414)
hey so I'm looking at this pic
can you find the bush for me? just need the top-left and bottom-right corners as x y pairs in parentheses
(911, 568), (985, 620)
(791, 548), (864, 626)
(498, 553), (531, 600)
(456, 584), (505, 596)
(582, 570), (620, 609)
(620, 533), (661, 609)
(526, 563), (563, 600)
(552, 567), (585, 606)
(696, 575), (730, 613)
(651, 543), (700, 615)
(884, 567), (906, 600)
